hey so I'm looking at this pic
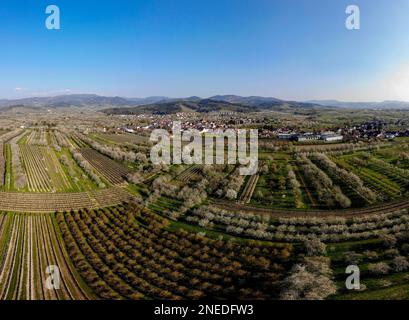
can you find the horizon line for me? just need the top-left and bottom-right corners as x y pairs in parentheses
(1, 93), (409, 104)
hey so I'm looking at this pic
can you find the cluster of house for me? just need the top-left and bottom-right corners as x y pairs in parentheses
(116, 113), (255, 133)
(103, 114), (238, 135)
(274, 119), (409, 143)
(101, 116), (408, 144)
(341, 119), (408, 140)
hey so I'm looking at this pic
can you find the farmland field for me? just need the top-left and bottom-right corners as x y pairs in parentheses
(3, 0), (409, 306)
(20, 145), (72, 192)
(0, 212), (93, 300)
(95, 133), (149, 146)
(57, 204), (293, 299)
(0, 115), (409, 301)
(78, 148), (130, 185)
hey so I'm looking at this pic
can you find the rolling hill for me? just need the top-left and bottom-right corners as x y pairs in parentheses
(101, 99), (260, 115)
(2, 94), (409, 115)
(101, 96), (325, 115)
(0, 94), (133, 109)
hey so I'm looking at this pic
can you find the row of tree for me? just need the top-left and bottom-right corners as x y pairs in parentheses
(312, 153), (378, 203)
(371, 157), (409, 181)
(280, 239), (337, 300)
(60, 154), (80, 184)
(0, 129), (24, 187)
(29, 129), (48, 146)
(10, 133), (27, 189)
(188, 205), (409, 242)
(70, 149), (105, 188)
(54, 130), (70, 148)
(59, 205), (290, 299)
(76, 132), (147, 164)
(297, 155), (351, 208)
(287, 166), (304, 208)
(216, 167), (245, 200)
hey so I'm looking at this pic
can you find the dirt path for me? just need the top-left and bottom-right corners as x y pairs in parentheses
(295, 168), (317, 207)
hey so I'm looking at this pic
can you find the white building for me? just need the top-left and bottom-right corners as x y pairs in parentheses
(296, 133), (319, 142)
(277, 133), (295, 140)
(320, 134), (343, 142)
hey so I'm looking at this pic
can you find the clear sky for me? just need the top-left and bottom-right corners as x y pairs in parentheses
(1, 0), (409, 101)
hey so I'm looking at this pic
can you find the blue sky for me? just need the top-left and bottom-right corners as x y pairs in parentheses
(1, 0), (409, 101)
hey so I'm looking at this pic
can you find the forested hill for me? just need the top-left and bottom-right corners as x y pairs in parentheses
(101, 98), (322, 115)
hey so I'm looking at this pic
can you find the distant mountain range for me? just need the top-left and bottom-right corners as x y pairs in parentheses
(0, 94), (205, 110)
(306, 100), (409, 109)
(1, 94), (408, 114)
(209, 95), (322, 109)
(0, 94), (324, 114)
(0, 94), (136, 109)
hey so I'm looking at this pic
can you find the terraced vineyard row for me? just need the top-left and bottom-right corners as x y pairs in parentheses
(238, 174), (259, 204)
(96, 133), (149, 146)
(78, 148), (130, 184)
(0, 212), (92, 300)
(70, 134), (88, 148)
(91, 186), (135, 207)
(0, 130), (24, 187)
(26, 130), (47, 146)
(57, 204), (292, 299)
(20, 145), (72, 192)
(335, 156), (401, 201)
(176, 165), (203, 182)
(0, 187), (134, 212)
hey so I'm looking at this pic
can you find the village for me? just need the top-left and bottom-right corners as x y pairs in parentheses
(98, 112), (409, 145)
